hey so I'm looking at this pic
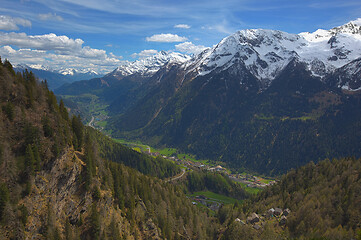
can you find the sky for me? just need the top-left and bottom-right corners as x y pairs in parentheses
(0, 0), (360, 74)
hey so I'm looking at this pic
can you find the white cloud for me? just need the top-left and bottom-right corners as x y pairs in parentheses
(0, 32), (123, 74)
(38, 13), (64, 21)
(146, 33), (188, 42)
(0, 32), (84, 52)
(174, 24), (191, 29)
(175, 42), (208, 54)
(131, 49), (158, 58)
(0, 15), (31, 31)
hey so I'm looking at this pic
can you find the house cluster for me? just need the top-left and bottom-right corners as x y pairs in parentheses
(146, 150), (277, 190)
(229, 173), (277, 189)
(149, 152), (160, 157)
(235, 207), (291, 230)
(190, 195), (221, 211)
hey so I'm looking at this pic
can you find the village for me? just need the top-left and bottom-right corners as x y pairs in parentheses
(236, 207), (292, 231)
(146, 150), (277, 189)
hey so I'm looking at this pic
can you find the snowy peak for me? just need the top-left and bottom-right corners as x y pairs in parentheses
(111, 51), (191, 79)
(194, 29), (301, 82)
(331, 18), (361, 35)
(15, 64), (52, 72)
(185, 19), (361, 89)
(15, 64), (100, 77)
(58, 68), (99, 76)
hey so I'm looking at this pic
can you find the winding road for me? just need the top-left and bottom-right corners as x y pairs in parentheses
(88, 116), (95, 128)
(166, 169), (186, 182)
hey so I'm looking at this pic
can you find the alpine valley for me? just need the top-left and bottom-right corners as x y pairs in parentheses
(3, 16), (361, 240)
(57, 19), (361, 175)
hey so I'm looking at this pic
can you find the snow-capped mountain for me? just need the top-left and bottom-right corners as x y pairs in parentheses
(58, 68), (99, 76)
(14, 64), (102, 90)
(180, 18), (361, 90)
(108, 51), (191, 79)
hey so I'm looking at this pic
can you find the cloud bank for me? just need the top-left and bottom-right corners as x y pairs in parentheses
(131, 49), (158, 58)
(146, 33), (188, 42)
(174, 24), (191, 29)
(0, 32), (122, 73)
(0, 15), (31, 31)
(175, 42), (208, 54)
(38, 13), (64, 21)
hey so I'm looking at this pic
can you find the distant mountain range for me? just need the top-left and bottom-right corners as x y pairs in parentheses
(14, 64), (102, 90)
(57, 19), (361, 175)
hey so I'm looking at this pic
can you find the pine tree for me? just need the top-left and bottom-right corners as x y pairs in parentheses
(3, 59), (15, 75)
(0, 145), (3, 166)
(2, 102), (14, 121)
(19, 204), (28, 226)
(72, 115), (83, 151)
(59, 99), (69, 122)
(42, 115), (53, 137)
(64, 218), (73, 240)
(32, 145), (41, 171)
(0, 183), (9, 221)
(90, 204), (101, 240)
(108, 214), (121, 240)
(25, 144), (35, 174)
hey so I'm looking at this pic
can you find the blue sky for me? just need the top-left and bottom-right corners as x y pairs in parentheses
(0, 0), (360, 74)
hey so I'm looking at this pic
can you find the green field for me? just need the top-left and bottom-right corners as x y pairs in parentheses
(112, 139), (210, 163)
(157, 148), (177, 156)
(238, 182), (261, 194)
(113, 139), (151, 152)
(112, 138), (270, 194)
(96, 120), (107, 128)
(189, 191), (239, 205)
(132, 147), (141, 153)
(259, 178), (272, 184)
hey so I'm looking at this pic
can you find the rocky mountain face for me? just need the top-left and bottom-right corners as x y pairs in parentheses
(55, 19), (361, 174)
(174, 18), (361, 91)
(106, 19), (361, 175)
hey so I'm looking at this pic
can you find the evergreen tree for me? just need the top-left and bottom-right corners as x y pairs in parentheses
(59, 99), (69, 122)
(47, 91), (58, 112)
(19, 204), (28, 226)
(42, 115), (53, 137)
(72, 115), (83, 151)
(3, 59), (15, 75)
(2, 102), (14, 121)
(25, 144), (35, 174)
(90, 204), (101, 240)
(83, 133), (95, 190)
(64, 218), (73, 240)
(32, 145), (41, 171)
(0, 145), (3, 166)
(108, 214), (121, 240)
(0, 183), (9, 221)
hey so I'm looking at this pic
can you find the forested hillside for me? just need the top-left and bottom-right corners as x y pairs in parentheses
(220, 157), (361, 239)
(0, 59), (220, 239)
(108, 59), (361, 175)
(2, 58), (361, 240)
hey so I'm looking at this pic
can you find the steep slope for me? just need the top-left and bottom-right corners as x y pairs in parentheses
(182, 18), (361, 89)
(220, 157), (361, 239)
(107, 19), (361, 175)
(326, 57), (361, 91)
(0, 59), (219, 239)
(55, 51), (190, 119)
(56, 51), (189, 96)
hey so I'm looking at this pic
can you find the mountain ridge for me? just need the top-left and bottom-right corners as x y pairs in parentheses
(57, 19), (361, 174)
